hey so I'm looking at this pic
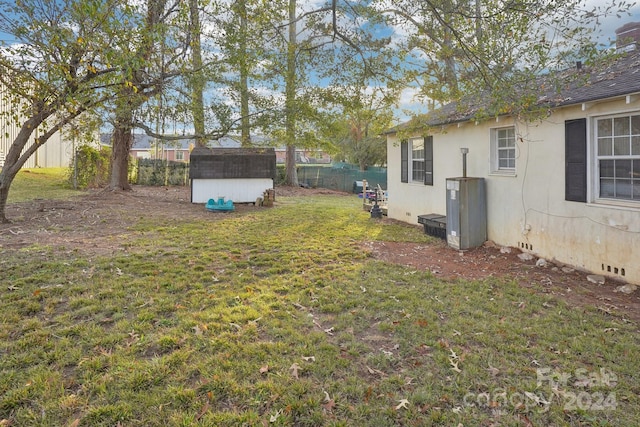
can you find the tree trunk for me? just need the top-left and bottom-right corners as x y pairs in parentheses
(110, 119), (134, 190)
(0, 113), (50, 222)
(189, 0), (206, 148)
(285, 143), (298, 186)
(0, 174), (13, 223)
(239, 0), (251, 147)
(283, 0), (298, 186)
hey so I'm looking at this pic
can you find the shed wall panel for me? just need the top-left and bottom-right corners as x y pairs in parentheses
(191, 178), (273, 203)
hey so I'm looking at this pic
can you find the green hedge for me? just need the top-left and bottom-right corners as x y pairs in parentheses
(135, 159), (189, 186)
(68, 145), (111, 189)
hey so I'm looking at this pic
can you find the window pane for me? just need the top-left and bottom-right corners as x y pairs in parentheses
(600, 160), (614, 178)
(598, 118), (612, 137)
(600, 179), (615, 197)
(614, 136), (630, 155)
(632, 136), (640, 155)
(616, 179), (632, 199)
(597, 115), (640, 202)
(615, 159), (632, 178)
(498, 128), (515, 142)
(412, 140), (424, 159)
(598, 138), (612, 156)
(632, 115), (640, 135)
(506, 148), (515, 160)
(412, 160), (424, 181)
(614, 117), (630, 136)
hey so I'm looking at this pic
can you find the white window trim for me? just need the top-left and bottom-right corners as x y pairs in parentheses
(490, 126), (516, 175)
(590, 111), (640, 205)
(408, 137), (425, 183)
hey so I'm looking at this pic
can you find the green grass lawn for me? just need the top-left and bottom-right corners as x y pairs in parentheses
(1, 178), (638, 426)
(7, 168), (81, 203)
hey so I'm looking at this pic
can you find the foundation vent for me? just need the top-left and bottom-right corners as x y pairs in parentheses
(602, 264), (626, 277)
(518, 241), (533, 251)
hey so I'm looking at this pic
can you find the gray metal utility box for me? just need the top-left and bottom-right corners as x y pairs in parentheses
(190, 147), (276, 203)
(445, 177), (487, 250)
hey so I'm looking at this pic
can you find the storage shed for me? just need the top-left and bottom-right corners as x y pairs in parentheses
(190, 147), (276, 203)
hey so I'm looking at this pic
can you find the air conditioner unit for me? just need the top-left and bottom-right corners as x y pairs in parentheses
(445, 177), (487, 250)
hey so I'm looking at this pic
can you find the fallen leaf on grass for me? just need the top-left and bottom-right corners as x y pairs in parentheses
(196, 401), (210, 421)
(259, 365), (269, 374)
(524, 392), (550, 406)
(270, 409), (282, 423)
(322, 390), (336, 411)
(0, 420), (13, 426)
(290, 363), (301, 379)
(486, 364), (500, 377)
(366, 365), (386, 376)
(323, 399), (336, 411)
(395, 399), (410, 410)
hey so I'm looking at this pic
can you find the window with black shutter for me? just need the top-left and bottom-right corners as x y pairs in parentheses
(424, 136), (433, 186)
(401, 140), (408, 183)
(565, 118), (587, 202)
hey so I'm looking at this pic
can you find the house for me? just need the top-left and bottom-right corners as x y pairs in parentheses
(385, 24), (640, 285)
(100, 134), (204, 162)
(101, 133), (331, 165)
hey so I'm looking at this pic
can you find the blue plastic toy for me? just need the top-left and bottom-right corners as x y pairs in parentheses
(205, 197), (235, 212)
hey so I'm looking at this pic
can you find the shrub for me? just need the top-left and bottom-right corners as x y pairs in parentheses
(69, 145), (111, 189)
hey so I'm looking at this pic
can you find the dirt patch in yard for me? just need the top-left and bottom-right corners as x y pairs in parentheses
(1, 184), (638, 323)
(363, 227), (640, 324)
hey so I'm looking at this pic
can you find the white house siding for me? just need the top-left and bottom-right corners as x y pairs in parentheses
(387, 97), (640, 285)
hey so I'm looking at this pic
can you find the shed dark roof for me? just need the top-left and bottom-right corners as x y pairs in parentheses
(389, 50), (640, 132)
(189, 147), (276, 180)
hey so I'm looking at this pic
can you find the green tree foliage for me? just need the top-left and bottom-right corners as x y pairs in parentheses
(372, 0), (635, 119)
(0, 0), (139, 222)
(108, 0), (193, 190)
(323, 86), (396, 171)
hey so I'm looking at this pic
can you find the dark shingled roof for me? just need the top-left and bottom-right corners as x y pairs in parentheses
(388, 50), (640, 133)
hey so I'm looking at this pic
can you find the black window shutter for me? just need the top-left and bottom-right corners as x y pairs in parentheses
(401, 140), (408, 183)
(424, 136), (433, 186)
(565, 118), (587, 202)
